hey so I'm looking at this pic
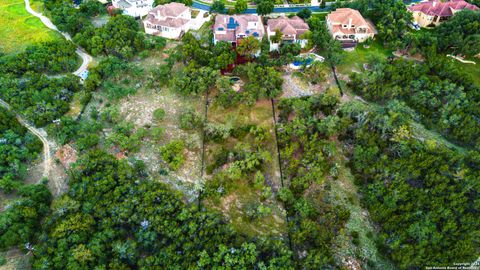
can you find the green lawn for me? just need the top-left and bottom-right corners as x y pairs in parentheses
(336, 40), (393, 75)
(0, 0), (60, 53)
(446, 56), (480, 87)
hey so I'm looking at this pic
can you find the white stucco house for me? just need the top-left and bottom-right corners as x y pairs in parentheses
(266, 16), (310, 51)
(143, 3), (210, 39)
(326, 8), (376, 44)
(112, 0), (154, 17)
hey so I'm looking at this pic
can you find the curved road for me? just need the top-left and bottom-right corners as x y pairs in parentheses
(0, 100), (54, 189)
(24, 0), (92, 76)
(0, 0), (93, 194)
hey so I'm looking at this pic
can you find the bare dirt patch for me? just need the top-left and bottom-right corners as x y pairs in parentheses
(118, 87), (204, 185)
(281, 70), (336, 98)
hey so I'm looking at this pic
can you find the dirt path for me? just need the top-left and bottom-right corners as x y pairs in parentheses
(0, 99), (63, 195)
(1, 0), (95, 195)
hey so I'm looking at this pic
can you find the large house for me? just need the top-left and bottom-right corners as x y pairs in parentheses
(111, 0), (154, 17)
(326, 8), (376, 44)
(266, 16), (310, 51)
(213, 15), (265, 45)
(408, 0), (479, 27)
(143, 3), (191, 39)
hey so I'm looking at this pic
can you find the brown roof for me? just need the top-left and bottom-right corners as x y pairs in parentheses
(144, 3), (190, 28)
(267, 16), (309, 36)
(408, 0), (479, 17)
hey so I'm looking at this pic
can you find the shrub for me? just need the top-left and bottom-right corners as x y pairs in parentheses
(152, 108), (166, 122)
(159, 140), (185, 170)
(179, 109), (203, 130)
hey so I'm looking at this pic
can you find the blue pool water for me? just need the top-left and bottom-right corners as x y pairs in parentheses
(293, 58), (313, 67)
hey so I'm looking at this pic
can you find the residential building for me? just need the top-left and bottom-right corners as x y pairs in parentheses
(111, 0), (154, 17)
(326, 8), (376, 44)
(266, 16), (310, 51)
(408, 0), (479, 27)
(143, 3), (191, 39)
(213, 14), (265, 46)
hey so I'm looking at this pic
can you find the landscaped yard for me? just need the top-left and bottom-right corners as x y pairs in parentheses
(336, 40), (393, 75)
(0, 0), (60, 53)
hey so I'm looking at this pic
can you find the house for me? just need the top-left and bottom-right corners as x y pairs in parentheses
(143, 3), (191, 39)
(213, 14), (265, 46)
(408, 0), (479, 27)
(111, 0), (154, 17)
(326, 8), (376, 44)
(266, 16), (310, 51)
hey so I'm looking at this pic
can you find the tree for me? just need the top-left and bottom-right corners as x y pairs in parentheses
(256, 0), (274, 15)
(210, 41), (236, 70)
(211, 0), (226, 13)
(369, 0), (412, 46)
(271, 29), (283, 44)
(235, 0), (248, 13)
(296, 8), (312, 19)
(435, 10), (480, 56)
(236, 36), (260, 59)
(308, 17), (344, 65)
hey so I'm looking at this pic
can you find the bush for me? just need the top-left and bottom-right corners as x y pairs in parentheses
(179, 109), (203, 130)
(152, 108), (166, 122)
(159, 140), (185, 170)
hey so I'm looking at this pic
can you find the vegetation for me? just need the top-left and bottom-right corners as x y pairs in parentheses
(0, 184), (52, 250)
(337, 101), (480, 269)
(0, 0), (59, 53)
(0, 108), (42, 192)
(32, 151), (293, 269)
(349, 57), (480, 147)
(435, 10), (480, 56)
(277, 94), (350, 268)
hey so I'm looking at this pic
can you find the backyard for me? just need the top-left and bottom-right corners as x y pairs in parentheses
(0, 0), (60, 53)
(336, 40), (393, 75)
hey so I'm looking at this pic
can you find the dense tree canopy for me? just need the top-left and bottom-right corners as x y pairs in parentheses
(0, 184), (52, 250)
(0, 40), (79, 76)
(0, 74), (81, 126)
(0, 108), (42, 192)
(277, 94), (350, 268)
(32, 151), (293, 269)
(349, 57), (480, 147)
(435, 10), (480, 56)
(338, 101), (480, 269)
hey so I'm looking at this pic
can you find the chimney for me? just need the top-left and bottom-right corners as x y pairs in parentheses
(432, 1), (437, 7)
(349, 18), (352, 28)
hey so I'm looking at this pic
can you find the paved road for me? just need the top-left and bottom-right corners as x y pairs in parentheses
(24, 0), (92, 77)
(193, 0), (423, 13)
(192, 1), (330, 13)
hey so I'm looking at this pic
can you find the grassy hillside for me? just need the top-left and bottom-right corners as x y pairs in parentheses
(0, 0), (59, 53)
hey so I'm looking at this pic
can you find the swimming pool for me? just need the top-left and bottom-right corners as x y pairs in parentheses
(292, 58), (313, 67)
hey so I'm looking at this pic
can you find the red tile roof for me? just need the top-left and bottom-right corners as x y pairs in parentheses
(267, 16), (309, 37)
(408, 0), (479, 17)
